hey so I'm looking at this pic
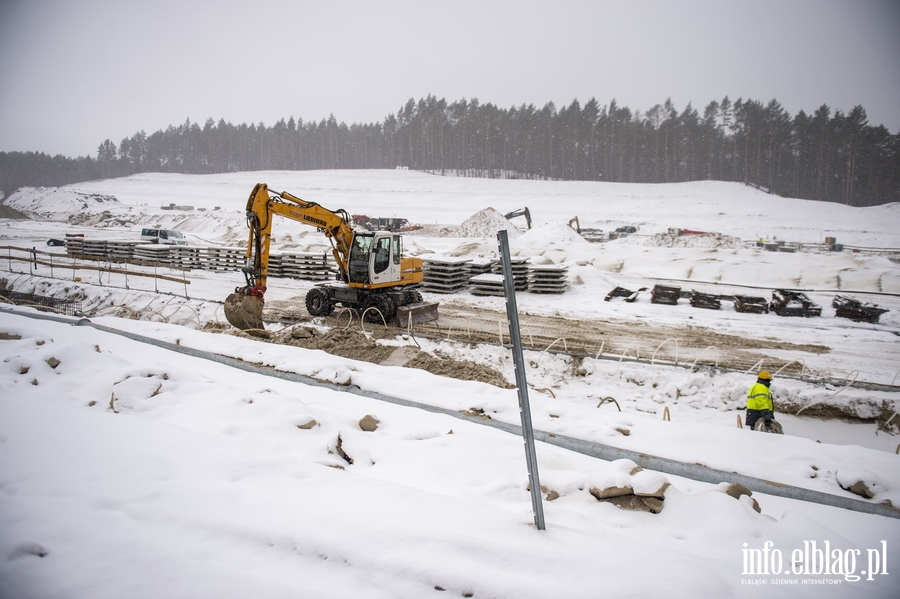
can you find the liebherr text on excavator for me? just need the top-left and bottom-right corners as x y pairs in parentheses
(224, 183), (438, 330)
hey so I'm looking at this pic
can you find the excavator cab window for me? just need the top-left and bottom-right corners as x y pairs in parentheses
(373, 236), (391, 274)
(349, 233), (373, 283)
(392, 235), (401, 265)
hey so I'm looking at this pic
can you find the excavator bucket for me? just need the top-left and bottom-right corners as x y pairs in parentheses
(224, 293), (265, 331)
(395, 301), (440, 328)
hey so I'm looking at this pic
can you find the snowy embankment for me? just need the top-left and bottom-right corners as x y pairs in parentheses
(1, 309), (899, 598)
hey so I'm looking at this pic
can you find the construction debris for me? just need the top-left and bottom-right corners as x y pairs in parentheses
(733, 295), (769, 314)
(651, 284), (681, 305)
(605, 286), (643, 302)
(832, 296), (889, 324)
(689, 292), (721, 310)
(770, 289), (822, 317)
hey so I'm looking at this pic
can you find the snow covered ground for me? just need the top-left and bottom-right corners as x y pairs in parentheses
(1, 170), (899, 597)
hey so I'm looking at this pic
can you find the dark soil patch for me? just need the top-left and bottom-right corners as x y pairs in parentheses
(258, 325), (513, 388)
(0, 204), (29, 219)
(404, 351), (513, 388)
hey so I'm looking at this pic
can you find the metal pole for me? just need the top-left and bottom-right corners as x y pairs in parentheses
(497, 230), (546, 530)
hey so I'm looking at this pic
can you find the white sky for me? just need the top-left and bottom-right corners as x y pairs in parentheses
(1, 0), (898, 158)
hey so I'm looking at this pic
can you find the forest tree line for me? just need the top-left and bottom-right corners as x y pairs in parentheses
(2, 95), (898, 206)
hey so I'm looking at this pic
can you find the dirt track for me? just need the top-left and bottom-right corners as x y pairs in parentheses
(265, 296), (828, 376)
(406, 300), (828, 375)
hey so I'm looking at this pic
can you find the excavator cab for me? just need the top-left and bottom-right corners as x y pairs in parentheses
(348, 233), (373, 283)
(348, 232), (403, 285)
(370, 233), (402, 285)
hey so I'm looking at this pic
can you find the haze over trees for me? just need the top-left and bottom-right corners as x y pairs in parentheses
(2, 96), (898, 207)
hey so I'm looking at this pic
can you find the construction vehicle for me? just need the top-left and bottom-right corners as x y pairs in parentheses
(504, 207), (532, 230)
(351, 215), (411, 232)
(569, 216), (605, 243)
(224, 183), (438, 330)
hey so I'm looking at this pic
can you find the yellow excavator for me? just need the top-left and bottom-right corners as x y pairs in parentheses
(224, 183), (439, 330)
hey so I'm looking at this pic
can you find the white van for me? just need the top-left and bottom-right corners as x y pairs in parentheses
(140, 228), (187, 245)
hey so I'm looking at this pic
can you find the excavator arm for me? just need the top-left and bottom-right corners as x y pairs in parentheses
(504, 207), (532, 230)
(238, 183), (355, 294)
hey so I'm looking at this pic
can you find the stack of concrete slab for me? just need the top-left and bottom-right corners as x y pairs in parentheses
(278, 252), (332, 280)
(106, 240), (138, 261)
(170, 246), (203, 269)
(133, 244), (173, 264)
(266, 254), (284, 277)
(492, 258), (529, 291)
(422, 257), (472, 294)
(528, 265), (568, 293)
(64, 236), (85, 255)
(81, 239), (108, 258)
(468, 258), (493, 278)
(202, 247), (244, 271)
(469, 273), (506, 296)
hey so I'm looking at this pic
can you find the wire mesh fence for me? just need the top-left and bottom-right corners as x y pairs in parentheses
(0, 290), (83, 316)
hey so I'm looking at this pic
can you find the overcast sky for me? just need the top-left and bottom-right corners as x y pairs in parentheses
(1, 0), (898, 158)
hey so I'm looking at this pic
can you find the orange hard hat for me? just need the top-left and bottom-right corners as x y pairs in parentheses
(758, 371), (773, 380)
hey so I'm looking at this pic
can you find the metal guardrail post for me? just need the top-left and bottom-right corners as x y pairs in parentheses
(497, 230), (546, 530)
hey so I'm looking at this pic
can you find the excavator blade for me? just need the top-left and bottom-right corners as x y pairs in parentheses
(395, 301), (440, 327)
(224, 293), (265, 331)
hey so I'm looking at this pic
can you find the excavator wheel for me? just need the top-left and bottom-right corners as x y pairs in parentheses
(224, 293), (265, 331)
(305, 288), (334, 317)
(362, 294), (395, 324)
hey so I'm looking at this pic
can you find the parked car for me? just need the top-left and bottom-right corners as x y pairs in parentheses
(140, 228), (187, 245)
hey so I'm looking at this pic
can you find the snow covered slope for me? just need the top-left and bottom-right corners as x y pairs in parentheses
(1, 311), (898, 598)
(4, 187), (124, 220)
(63, 170), (900, 246)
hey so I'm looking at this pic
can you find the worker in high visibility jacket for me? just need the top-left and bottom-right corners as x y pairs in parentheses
(746, 371), (774, 429)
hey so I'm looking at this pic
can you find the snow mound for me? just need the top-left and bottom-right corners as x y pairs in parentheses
(517, 222), (588, 245)
(836, 469), (890, 499)
(644, 231), (746, 249)
(4, 186), (124, 221)
(456, 207), (522, 238)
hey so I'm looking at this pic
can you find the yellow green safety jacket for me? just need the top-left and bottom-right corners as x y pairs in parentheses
(746, 382), (773, 411)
